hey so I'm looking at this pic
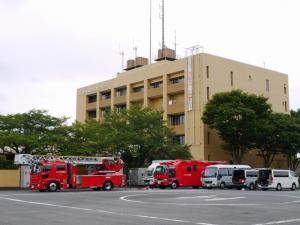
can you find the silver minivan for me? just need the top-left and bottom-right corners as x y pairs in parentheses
(232, 169), (258, 190)
(202, 165), (251, 189)
(257, 169), (299, 191)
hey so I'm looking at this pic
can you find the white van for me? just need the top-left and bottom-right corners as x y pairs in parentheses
(202, 164), (251, 189)
(257, 169), (299, 191)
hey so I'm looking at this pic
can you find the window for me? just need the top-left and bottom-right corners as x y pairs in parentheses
(132, 86), (144, 93)
(116, 88), (126, 97)
(228, 168), (233, 176)
(174, 135), (185, 144)
(187, 166), (191, 172)
(266, 79), (270, 92)
(101, 107), (111, 117)
(206, 66), (209, 78)
(207, 154), (211, 161)
(87, 94), (97, 103)
(273, 171), (289, 177)
(193, 165), (197, 171)
(170, 114), (184, 125)
(206, 86), (210, 100)
(42, 165), (52, 172)
(101, 91), (111, 100)
(56, 165), (65, 171)
(116, 104), (126, 113)
(246, 171), (258, 178)
(249, 75), (252, 80)
(207, 131), (210, 144)
(284, 84), (287, 94)
(169, 168), (176, 178)
(219, 168), (228, 176)
(230, 71), (233, 86)
(150, 81), (163, 89)
(170, 76), (184, 84)
(284, 101), (287, 112)
(87, 110), (96, 119)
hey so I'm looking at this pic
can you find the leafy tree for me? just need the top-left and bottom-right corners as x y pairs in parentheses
(85, 105), (192, 167)
(255, 113), (291, 168)
(202, 90), (272, 164)
(279, 111), (300, 171)
(0, 109), (69, 155)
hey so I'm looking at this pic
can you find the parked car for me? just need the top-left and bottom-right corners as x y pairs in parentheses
(232, 169), (258, 190)
(202, 164), (251, 189)
(257, 169), (299, 191)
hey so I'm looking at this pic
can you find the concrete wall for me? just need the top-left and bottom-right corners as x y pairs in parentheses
(0, 169), (20, 188)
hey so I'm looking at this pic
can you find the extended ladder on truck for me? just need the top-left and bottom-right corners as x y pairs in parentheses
(15, 154), (126, 191)
(14, 154), (118, 165)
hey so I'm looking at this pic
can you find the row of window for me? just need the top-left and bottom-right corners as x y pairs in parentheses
(87, 77), (184, 103)
(206, 66), (288, 94)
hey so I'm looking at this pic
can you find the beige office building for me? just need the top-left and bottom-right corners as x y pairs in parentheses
(76, 51), (289, 168)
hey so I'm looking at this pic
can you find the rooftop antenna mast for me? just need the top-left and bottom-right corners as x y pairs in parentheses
(149, 0), (152, 63)
(133, 40), (138, 58)
(173, 30), (179, 58)
(161, 0), (165, 50)
(118, 44), (124, 71)
(119, 51), (124, 70)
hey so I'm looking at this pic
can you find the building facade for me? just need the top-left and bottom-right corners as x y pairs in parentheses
(76, 53), (289, 167)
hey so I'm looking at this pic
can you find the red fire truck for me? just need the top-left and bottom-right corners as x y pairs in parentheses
(15, 154), (125, 192)
(153, 160), (227, 189)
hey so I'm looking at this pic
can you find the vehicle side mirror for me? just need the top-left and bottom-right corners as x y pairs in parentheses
(217, 174), (222, 180)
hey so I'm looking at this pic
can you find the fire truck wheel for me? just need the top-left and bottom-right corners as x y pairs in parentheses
(170, 181), (178, 189)
(47, 181), (58, 192)
(102, 181), (113, 191)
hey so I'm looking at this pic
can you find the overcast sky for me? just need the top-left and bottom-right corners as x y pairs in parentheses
(0, 0), (299, 121)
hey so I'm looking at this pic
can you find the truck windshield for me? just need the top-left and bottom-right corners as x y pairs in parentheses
(31, 164), (42, 174)
(145, 169), (154, 177)
(203, 167), (217, 178)
(155, 166), (167, 175)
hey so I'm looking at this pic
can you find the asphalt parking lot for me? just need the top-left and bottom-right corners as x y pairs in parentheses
(0, 188), (300, 225)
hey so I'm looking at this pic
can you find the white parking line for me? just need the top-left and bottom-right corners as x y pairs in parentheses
(0, 196), (218, 225)
(205, 197), (245, 201)
(176, 195), (216, 199)
(120, 194), (260, 206)
(253, 218), (300, 225)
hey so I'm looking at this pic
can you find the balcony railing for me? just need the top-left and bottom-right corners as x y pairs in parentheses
(167, 82), (184, 94)
(148, 87), (163, 99)
(99, 99), (111, 107)
(167, 101), (184, 114)
(130, 92), (143, 102)
(169, 124), (185, 134)
(86, 102), (96, 110)
(114, 95), (126, 105)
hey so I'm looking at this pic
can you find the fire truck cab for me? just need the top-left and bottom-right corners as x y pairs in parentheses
(153, 160), (227, 189)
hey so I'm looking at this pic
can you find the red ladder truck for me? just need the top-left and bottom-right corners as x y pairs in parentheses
(153, 159), (227, 189)
(14, 154), (126, 192)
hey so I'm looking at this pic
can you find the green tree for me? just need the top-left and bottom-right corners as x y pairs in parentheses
(0, 109), (69, 155)
(255, 113), (290, 168)
(98, 105), (191, 167)
(202, 90), (272, 164)
(279, 111), (300, 171)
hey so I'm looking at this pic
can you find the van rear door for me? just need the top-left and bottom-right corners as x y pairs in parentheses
(258, 169), (271, 186)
